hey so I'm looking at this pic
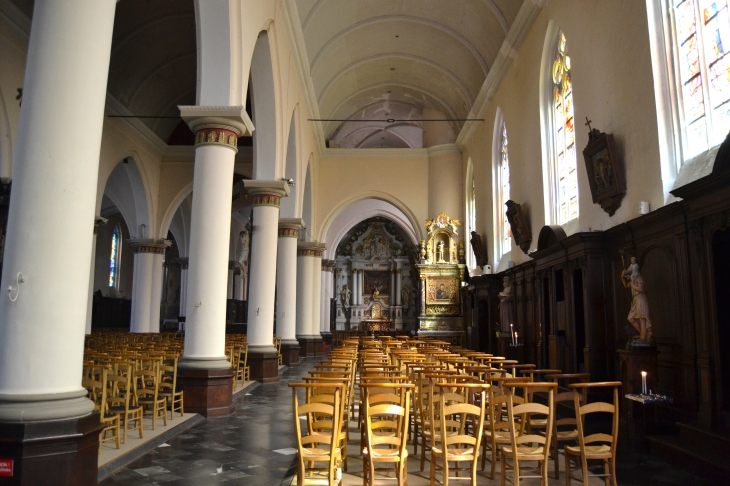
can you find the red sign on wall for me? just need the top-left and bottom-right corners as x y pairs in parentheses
(0, 459), (13, 476)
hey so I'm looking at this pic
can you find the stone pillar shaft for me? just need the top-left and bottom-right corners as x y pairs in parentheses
(244, 181), (289, 382)
(277, 219), (303, 365)
(0, 1), (117, 482)
(130, 240), (169, 333)
(177, 106), (251, 416)
(179, 258), (188, 319)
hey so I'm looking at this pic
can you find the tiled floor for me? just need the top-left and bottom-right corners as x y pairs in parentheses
(101, 359), (721, 486)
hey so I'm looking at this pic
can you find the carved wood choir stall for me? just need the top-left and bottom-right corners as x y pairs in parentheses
(467, 149), (730, 441)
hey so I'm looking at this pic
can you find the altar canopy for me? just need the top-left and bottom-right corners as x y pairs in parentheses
(333, 217), (417, 331)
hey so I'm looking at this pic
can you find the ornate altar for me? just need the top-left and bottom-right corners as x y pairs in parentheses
(361, 301), (392, 332)
(416, 213), (466, 332)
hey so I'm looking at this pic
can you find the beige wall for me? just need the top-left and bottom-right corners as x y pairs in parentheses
(461, 0), (662, 267)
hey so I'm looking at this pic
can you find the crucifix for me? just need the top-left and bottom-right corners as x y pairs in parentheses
(585, 116), (593, 131)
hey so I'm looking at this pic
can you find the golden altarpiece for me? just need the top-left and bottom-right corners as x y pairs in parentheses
(416, 213), (466, 333)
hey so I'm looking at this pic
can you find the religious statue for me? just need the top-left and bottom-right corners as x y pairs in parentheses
(235, 221), (252, 281)
(498, 276), (515, 333)
(437, 241), (445, 263)
(505, 200), (532, 253)
(340, 284), (351, 309)
(372, 286), (380, 300)
(401, 283), (411, 309)
(621, 256), (653, 345)
(470, 231), (489, 267)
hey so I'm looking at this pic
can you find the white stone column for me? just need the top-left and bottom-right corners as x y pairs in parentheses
(226, 261), (234, 299)
(179, 257), (188, 319)
(320, 260), (335, 333)
(129, 240), (169, 333)
(296, 243), (314, 340)
(396, 267), (402, 306)
(85, 218), (104, 334)
(244, 181), (289, 355)
(353, 269), (360, 306)
(179, 106), (251, 369)
(277, 219), (303, 344)
(0, 0), (116, 424)
(390, 268), (395, 303)
(310, 244), (325, 345)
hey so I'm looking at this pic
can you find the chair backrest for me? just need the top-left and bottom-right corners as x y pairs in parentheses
(290, 383), (345, 476)
(363, 383), (414, 460)
(570, 382), (621, 455)
(505, 382), (557, 460)
(436, 383), (489, 456)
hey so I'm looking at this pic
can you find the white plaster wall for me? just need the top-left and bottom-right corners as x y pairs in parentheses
(461, 0), (663, 267)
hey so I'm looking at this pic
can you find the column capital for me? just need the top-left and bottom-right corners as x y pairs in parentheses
(179, 257), (189, 269)
(128, 238), (171, 254)
(180, 106), (254, 153)
(279, 218), (304, 238)
(322, 259), (336, 272)
(244, 180), (290, 208)
(297, 241), (326, 258)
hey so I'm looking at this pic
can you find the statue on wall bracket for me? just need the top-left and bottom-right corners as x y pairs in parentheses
(620, 251), (654, 347)
(505, 200), (532, 254)
(470, 231), (489, 268)
(582, 118), (626, 216)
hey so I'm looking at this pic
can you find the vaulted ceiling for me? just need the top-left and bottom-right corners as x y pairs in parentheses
(293, 0), (524, 147)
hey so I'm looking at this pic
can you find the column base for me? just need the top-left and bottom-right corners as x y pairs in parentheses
(248, 347), (280, 384)
(177, 367), (234, 418)
(297, 336), (323, 357)
(280, 340), (300, 366)
(0, 412), (101, 485)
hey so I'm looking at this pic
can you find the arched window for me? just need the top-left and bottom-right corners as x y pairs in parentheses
(493, 110), (511, 262)
(499, 122), (512, 256)
(465, 158), (477, 268)
(108, 225), (121, 289)
(541, 25), (578, 226)
(671, 0), (730, 159)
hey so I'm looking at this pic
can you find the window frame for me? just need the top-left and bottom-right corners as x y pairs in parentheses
(108, 224), (122, 290)
(492, 108), (511, 265)
(539, 21), (579, 227)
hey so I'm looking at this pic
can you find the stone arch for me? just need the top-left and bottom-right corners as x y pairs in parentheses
(280, 107), (299, 218)
(320, 196), (421, 260)
(0, 84), (12, 178)
(101, 157), (152, 238)
(301, 156), (313, 239)
(250, 29), (278, 181)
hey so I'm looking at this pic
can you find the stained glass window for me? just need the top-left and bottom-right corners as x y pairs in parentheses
(553, 32), (578, 224)
(108, 226), (120, 288)
(500, 122), (512, 255)
(673, 0), (730, 159)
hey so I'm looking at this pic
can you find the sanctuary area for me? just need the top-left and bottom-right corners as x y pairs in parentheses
(0, 0), (729, 485)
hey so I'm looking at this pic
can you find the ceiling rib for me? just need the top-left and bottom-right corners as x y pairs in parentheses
(316, 52), (474, 107)
(308, 15), (489, 76)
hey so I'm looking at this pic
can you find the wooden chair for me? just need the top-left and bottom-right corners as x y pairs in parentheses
(550, 386), (582, 479)
(429, 382), (489, 486)
(500, 382), (557, 486)
(235, 343), (251, 385)
(83, 369), (121, 452)
(134, 367), (167, 430)
(564, 382), (621, 486)
(362, 383), (414, 486)
(159, 355), (184, 419)
(107, 363), (143, 443)
(290, 382), (345, 486)
(481, 377), (530, 478)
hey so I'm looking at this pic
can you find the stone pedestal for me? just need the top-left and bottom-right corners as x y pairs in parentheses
(280, 340), (300, 366)
(177, 367), (234, 418)
(248, 349), (280, 384)
(297, 337), (318, 358)
(0, 413), (102, 485)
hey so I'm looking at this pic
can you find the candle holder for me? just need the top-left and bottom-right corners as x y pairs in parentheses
(509, 328), (523, 347)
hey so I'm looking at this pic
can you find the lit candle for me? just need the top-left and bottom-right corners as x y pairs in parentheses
(641, 371), (647, 395)
(510, 323), (515, 346)
(515, 332), (519, 345)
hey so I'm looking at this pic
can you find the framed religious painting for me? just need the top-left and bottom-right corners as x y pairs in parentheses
(582, 127), (625, 216)
(426, 276), (459, 305)
(363, 270), (390, 296)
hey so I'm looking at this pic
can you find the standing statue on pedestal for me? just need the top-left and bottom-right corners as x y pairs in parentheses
(340, 284), (351, 309)
(622, 256), (653, 345)
(401, 283), (411, 310)
(498, 276), (515, 333)
(437, 241), (445, 263)
(235, 221), (251, 282)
